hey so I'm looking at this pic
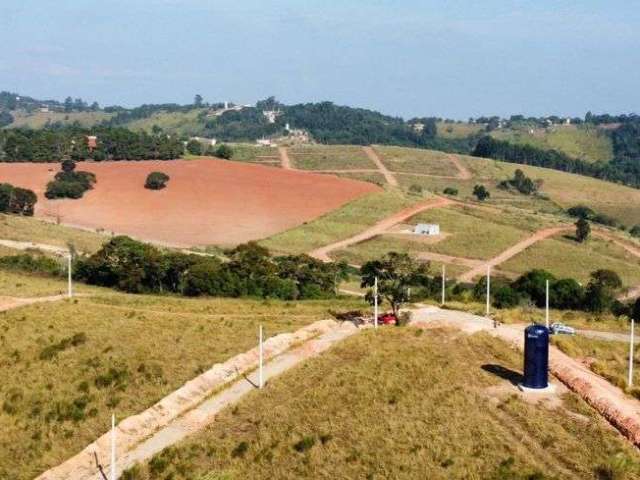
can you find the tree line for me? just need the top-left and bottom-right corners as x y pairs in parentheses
(74, 237), (349, 299)
(0, 127), (184, 162)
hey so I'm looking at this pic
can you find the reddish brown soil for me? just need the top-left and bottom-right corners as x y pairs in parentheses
(0, 159), (379, 247)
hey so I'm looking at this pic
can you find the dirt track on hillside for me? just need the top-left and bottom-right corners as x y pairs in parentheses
(458, 227), (572, 282)
(309, 196), (452, 261)
(278, 147), (292, 169)
(0, 159), (378, 247)
(0, 294), (69, 312)
(363, 146), (399, 186)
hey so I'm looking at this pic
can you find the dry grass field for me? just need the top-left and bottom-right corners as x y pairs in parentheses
(288, 145), (374, 170)
(124, 328), (640, 479)
(0, 289), (363, 480)
(374, 146), (459, 175)
(8, 110), (113, 129)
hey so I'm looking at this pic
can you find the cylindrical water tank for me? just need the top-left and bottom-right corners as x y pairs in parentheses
(523, 324), (549, 389)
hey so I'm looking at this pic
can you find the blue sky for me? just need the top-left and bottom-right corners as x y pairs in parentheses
(1, 0), (639, 119)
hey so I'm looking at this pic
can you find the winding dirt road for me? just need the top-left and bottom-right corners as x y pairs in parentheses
(309, 196), (452, 261)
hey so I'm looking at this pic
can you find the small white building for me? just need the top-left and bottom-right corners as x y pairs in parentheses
(414, 223), (440, 236)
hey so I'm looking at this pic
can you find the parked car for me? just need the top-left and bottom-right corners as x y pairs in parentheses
(550, 322), (576, 335)
(378, 313), (397, 325)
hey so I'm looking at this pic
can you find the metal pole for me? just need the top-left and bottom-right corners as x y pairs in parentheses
(441, 264), (446, 306)
(259, 325), (264, 389)
(486, 266), (491, 317)
(629, 318), (635, 388)
(374, 277), (378, 329)
(545, 280), (550, 329)
(111, 413), (116, 480)
(67, 253), (73, 298)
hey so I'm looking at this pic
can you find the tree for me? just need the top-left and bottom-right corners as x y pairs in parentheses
(473, 184), (490, 201)
(584, 269), (622, 313)
(567, 205), (595, 220)
(186, 139), (202, 156)
(194, 94), (204, 107)
(145, 172), (170, 190)
(630, 225), (640, 238)
(632, 298), (640, 321)
(64, 96), (73, 113)
(360, 252), (431, 319)
(215, 144), (233, 159)
(550, 278), (584, 310)
(575, 218), (591, 243)
(443, 187), (458, 196)
(512, 269), (556, 307)
(493, 286), (521, 308)
(61, 159), (76, 173)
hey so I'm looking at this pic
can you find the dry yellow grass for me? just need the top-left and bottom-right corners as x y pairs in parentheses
(125, 328), (640, 479)
(0, 291), (363, 480)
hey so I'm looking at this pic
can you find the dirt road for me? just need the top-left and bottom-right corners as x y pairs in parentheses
(0, 294), (70, 312)
(411, 306), (640, 447)
(309, 196), (452, 261)
(448, 153), (472, 180)
(458, 227), (571, 282)
(278, 146), (293, 170)
(0, 239), (69, 256)
(363, 146), (398, 186)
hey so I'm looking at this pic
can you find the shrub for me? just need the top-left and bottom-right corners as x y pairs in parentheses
(630, 225), (640, 238)
(567, 205), (595, 220)
(215, 144), (234, 159)
(0, 254), (62, 276)
(45, 165), (96, 200)
(409, 184), (423, 195)
(0, 183), (37, 216)
(473, 184), (490, 201)
(443, 187), (458, 196)
(493, 286), (521, 308)
(144, 171), (170, 190)
(186, 139), (202, 155)
(293, 436), (316, 453)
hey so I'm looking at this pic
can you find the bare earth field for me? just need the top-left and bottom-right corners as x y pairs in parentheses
(0, 159), (379, 247)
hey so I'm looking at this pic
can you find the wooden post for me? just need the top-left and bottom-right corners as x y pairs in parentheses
(441, 264), (446, 306)
(374, 277), (379, 329)
(486, 266), (491, 317)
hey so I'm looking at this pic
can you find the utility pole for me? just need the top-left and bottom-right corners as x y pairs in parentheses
(486, 265), (491, 317)
(545, 279), (550, 329)
(629, 318), (635, 388)
(374, 276), (379, 329)
(441, 264), (446, 306)
(111, 414), (116, 480)
(259, 325), (264, 389)
(67, 252), (73, 298)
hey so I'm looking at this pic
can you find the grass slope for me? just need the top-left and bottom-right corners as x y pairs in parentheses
(127, 109), (206, 136)
(374, 145), (459, 175)
(491, 124), (614, 164)
(7, 110), (113, 129)
(260, 190), (416, 255)
(126, 328), (640, 479)
(288, 145), (374, 170)
(0, 289), (362, 480)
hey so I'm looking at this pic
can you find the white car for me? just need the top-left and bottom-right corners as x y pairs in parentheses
(550, 323), (576, 335)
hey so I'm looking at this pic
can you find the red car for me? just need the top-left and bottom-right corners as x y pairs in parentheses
(377, 313), (397, 325)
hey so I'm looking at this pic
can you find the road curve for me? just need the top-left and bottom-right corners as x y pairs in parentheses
(309, 196), (452, 262)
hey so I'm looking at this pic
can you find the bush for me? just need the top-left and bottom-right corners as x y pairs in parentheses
(0, 183), (37, 216)
(0, 254), (62, 276)
(144, 171), (170, 190)
(631, 225), (640, 238)
(493, 286), (521, 308)
(186, 139), (202, 155)
(567, 205), (596, 219)
(473, 184), (490, 201)
(215, 144), (234, 159)
(409, 184), (423, 195)
(443, 187), (458, 196)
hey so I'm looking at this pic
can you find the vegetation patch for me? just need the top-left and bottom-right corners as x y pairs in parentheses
(144, 171), (170, 190)
(288, 145), (374, 170)
(124, 328), (640, 479)
(45, 161), (96, 200)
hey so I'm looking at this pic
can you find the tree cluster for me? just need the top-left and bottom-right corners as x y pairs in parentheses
(45, 161), (96, 199)
(498, 169), (541, 195)
(0, 183), (37, 216)
(75, 237), (349, 299)
(0, 127), (183, 162)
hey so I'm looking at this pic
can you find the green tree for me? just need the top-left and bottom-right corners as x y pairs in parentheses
(360, 252), (430, 319)
(632, 298), (640, 321)
(186, 140), (202, 156)
(194, 94), (204, 107)
(630, 225), (640, 238)
(145, 172), (170, 190)
(473, 184), (490, 201)
(512, 269), (556, 307)
(215, 144), (234, 159)
(575, 218), (591, 243)
(64, 96), (73, 113)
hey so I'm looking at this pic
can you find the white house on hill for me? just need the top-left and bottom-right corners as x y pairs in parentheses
(414, 223), (440, 236)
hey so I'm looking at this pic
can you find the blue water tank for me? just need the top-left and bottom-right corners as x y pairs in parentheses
(523, 324), (549, 389)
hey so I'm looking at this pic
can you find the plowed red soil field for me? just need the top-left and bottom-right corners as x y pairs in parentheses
(0, 159), (379, 247)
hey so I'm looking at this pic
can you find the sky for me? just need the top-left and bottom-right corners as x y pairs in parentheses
(1, 0), (639, 119)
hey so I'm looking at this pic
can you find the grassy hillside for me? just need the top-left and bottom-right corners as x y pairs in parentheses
(491, 124), (614, 164)
(126, 109), (206, 136)
(7, 110), (113, 129)
(289, 145), (373, 170)
(260, 190), (416, 254)
(126, 327), (640, 479)
(0, 287), (362, 480)
(0, 214), (108, 253)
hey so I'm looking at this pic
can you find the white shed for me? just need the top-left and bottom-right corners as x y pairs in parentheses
(414, 223), (440, 236)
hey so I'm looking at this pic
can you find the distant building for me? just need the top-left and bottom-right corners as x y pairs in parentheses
(39, 106), (50, 113)
(414, 223), (440, 236)
(87, 136), (98, 151)
(263, 110), (282, 124)
(256, 138), (276, 147)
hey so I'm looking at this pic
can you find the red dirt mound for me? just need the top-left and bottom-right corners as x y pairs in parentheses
(0, 159), (380, 247)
